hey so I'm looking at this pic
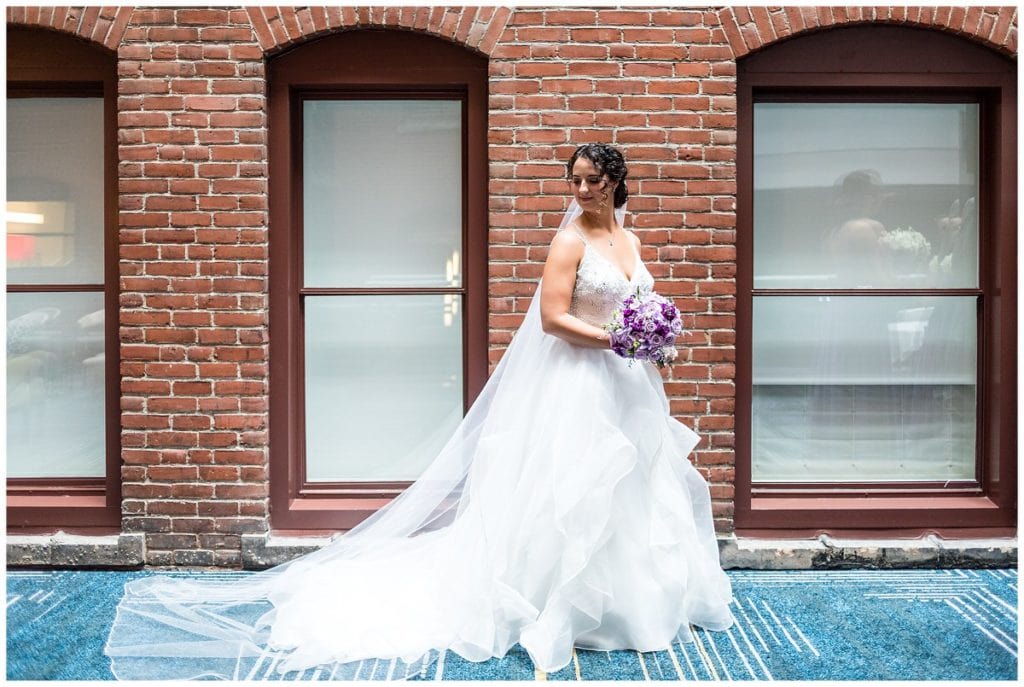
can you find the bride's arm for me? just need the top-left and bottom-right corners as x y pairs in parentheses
(539, 231), (612, 349)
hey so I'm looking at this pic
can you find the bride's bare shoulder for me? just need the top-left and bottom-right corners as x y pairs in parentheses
(548, 227), (586, 255)
(542, 229), (585, 278)
(625, 228), (641, 251)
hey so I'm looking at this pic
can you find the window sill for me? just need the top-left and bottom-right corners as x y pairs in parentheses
(739, 494), (1013, 531)
(751, 495), (1001, 510)
(7, 493), (121, 529)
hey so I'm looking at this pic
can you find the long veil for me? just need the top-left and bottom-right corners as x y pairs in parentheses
(106, 268), (563, 680)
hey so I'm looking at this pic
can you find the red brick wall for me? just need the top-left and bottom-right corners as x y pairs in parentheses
(115, 7), (269, 567)
(6, 5), (1018, 566)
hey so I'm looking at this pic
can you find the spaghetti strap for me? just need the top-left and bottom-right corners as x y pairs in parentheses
(623, 228), (640, 262)
(568, 224), (590, 246)
(568, 223), (633, 253)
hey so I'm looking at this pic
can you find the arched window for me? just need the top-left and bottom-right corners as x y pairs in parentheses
(267, 30), (488, 530)
(736, 25), (1016, 535)
(7, 26), (120, 529)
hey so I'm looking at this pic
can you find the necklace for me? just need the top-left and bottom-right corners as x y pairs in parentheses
(578, 215), (616, 245)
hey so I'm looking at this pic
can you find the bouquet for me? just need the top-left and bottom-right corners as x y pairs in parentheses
(604, 288), (683, 368)
(880, 225), (932, 276)
(879, 225), (931, 258)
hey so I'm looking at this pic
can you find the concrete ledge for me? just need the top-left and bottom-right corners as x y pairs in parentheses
(720, 534), (1018, 569)
(6, 531), (1017, 570)
(241, 532), (333, 569)
(242, 532), (1017, 571)
(6, 532), (144, 567)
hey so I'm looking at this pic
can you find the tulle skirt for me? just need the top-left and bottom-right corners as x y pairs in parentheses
(105, 294), (734, 680)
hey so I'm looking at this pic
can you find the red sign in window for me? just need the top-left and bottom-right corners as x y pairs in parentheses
(7, 233), (36, 263)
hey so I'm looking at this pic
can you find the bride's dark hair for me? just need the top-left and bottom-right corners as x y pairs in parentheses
(567, 143), (629, 208)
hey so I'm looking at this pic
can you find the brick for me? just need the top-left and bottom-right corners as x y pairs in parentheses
(148, 27), (199, 41)
(213, 518), (266, 534)
(569, 28), (620, 42)
(199, 27), (253, 41)
(622, 28), (676, 43)
(567, 62), (621, 77)
(122, 414), (170, 430)
(544, 10), (597, 25)
(556, 44), (609, 59)
(124, 517), (173, 533)
(148, 466), (199, 481)
(214, 484), (268, 499)
(597, 10), (651, 24)
(514, 62), (567, 77)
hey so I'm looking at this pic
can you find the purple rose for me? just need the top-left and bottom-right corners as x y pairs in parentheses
(603, 287), (686, 368)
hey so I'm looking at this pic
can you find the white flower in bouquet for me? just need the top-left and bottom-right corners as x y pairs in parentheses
(879, 226), (931, 258)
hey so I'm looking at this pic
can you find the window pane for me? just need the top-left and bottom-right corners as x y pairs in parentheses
(752, 295), (976, 482)
(7, 98), (105, 285)
(754, 103), (979, 289)
(7, 291), (106, 478)
(304, 295), (463, 482)
(303, 100), (462, 288)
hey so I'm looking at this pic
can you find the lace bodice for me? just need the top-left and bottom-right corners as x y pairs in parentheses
(567, 227), (655, 328)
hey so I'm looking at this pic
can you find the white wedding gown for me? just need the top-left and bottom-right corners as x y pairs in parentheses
(105, 227), (735, 680)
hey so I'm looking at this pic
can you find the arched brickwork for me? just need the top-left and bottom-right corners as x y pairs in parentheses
(717, 5), (1017, 59)
(5, 5), (133, 50)
(245, 6), (513, 56)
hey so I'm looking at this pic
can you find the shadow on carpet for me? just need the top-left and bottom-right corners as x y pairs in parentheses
(6, 568), (1017, 680)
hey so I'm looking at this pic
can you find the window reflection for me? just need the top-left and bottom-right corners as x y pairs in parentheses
(6, 201), (73, 269)
(752, 296), (976, 482)
(6, 293), (106, 478)
(754, 103), (979, 289)
(6, 98), (105, 285)
(822, 169), (889, 287)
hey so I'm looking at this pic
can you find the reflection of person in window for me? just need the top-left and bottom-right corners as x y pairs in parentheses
(812, 171), (892, 469)
(931, 196), (976, 284)
(823, 169), (888, 288)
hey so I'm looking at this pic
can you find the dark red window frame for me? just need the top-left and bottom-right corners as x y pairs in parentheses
(735, 25), (1017, 537)
(6, 26), (121, 532)
(267, 30), (489, 531)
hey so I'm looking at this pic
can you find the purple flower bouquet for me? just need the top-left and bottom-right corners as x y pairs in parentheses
(604, 288), (683, 368)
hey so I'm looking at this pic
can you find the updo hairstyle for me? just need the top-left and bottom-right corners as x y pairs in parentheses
(566, 143), (629, 208)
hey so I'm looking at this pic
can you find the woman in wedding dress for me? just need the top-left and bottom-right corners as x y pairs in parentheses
(105, 143), (735, 680)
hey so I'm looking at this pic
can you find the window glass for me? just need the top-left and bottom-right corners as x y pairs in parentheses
(304, 295), (464, 481)
(303, 100), (463, 288)
(754, 103), (979, 289)
(7, 98), (105, 285)
(7, 291), (106, 478)
(752, 295), (976, 482)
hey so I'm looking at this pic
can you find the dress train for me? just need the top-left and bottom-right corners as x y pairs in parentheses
(105, 266), (734, 680)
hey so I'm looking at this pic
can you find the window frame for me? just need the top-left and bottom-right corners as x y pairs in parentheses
(267, 30), (489, 531)
(735, 25), (1017, 536)
(6, 27), (121, 531)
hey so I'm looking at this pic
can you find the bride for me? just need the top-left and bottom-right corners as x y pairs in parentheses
(105, 143), (735, 680)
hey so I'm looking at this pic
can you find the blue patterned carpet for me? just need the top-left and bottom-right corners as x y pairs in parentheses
(6, 568), (1018, 680)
